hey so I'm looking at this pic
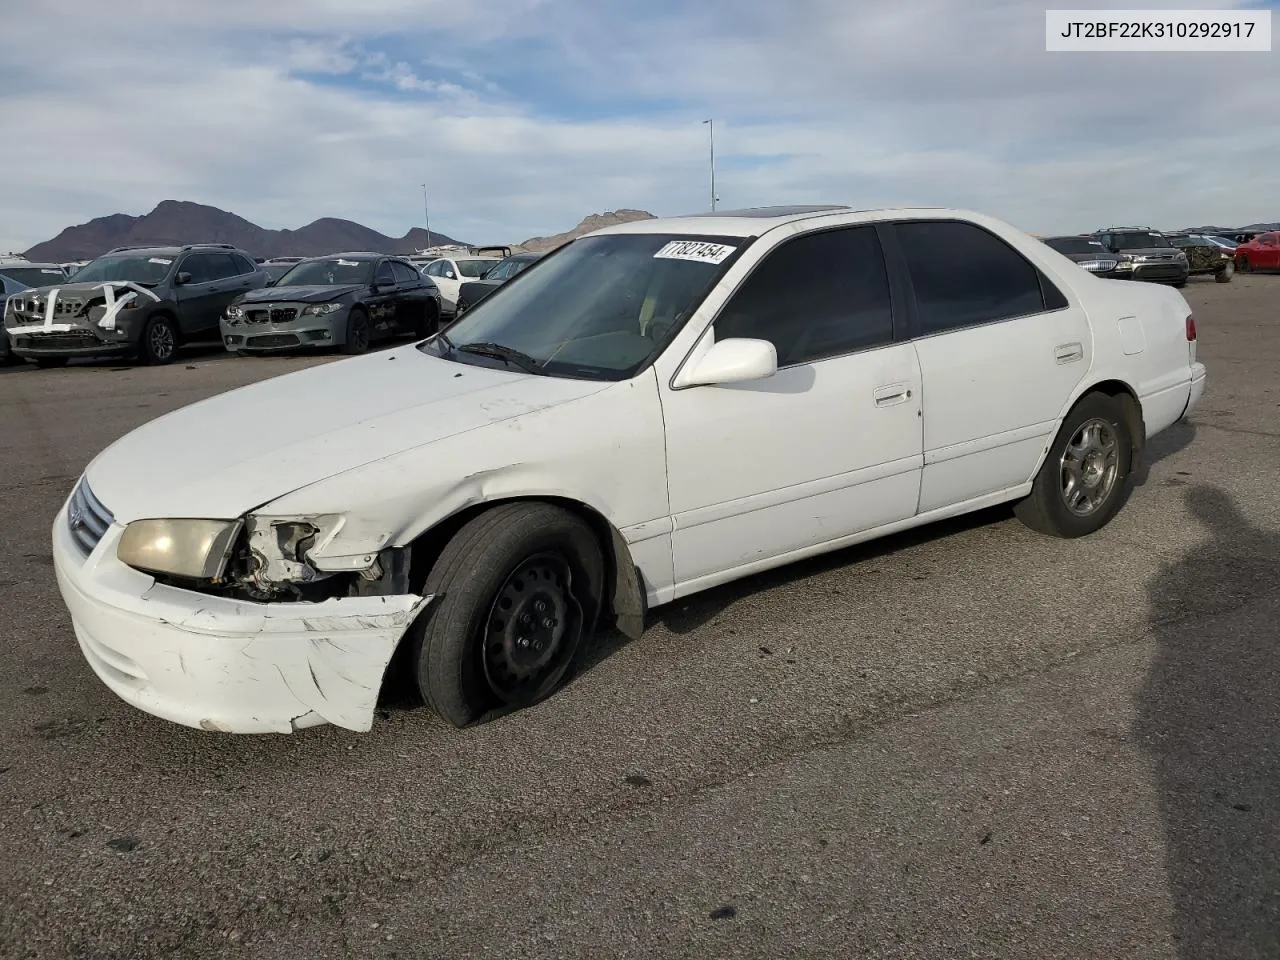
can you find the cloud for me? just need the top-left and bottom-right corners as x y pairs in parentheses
(1, 0), (1278, 253)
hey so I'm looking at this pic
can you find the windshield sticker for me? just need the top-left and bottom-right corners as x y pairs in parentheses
(149, 257), (172, 265)
(336, 259), (358, 267)
(653, 240), (737, 265)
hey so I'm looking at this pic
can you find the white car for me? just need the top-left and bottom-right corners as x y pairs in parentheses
(421, 256), (503, 315)
(51, 204), (1206, 735)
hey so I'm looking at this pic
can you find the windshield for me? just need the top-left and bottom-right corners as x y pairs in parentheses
(69, 255), (173, 285)
(263, 263), (295, 282)
(457, 259), (498, 278)
(1111, 231), (1169, 249)
(1208, 236), (1236, 247)
(0, 266), (67, 288)
(275, 258), (374, 286)
(1044, 237), (1105, 255)
(424, 233), (747, 381)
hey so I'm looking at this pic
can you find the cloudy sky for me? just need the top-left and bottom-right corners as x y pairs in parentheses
(1, 0), (1277, 252)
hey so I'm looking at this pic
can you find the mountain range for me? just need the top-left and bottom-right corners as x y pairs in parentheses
(21, 201), (657, 263)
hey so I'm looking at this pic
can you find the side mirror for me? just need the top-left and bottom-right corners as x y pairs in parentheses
(175, 272), (192, 285)
(681, 337), (777, 387)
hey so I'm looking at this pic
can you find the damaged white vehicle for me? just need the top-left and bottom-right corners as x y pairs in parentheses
(52, 205), (1207, 734)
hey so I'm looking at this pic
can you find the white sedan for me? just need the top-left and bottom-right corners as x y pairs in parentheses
(52, 205), (1206, 734)
(421, 255), (503, 315)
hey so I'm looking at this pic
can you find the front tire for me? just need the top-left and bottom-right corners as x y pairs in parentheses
(411, 503), (605, 728)
(416, 301), (440, 339)
(1238, 256), (1251, 273)
(1014, 392), (1133, 538)
(341, 308), (370, 355)
(1215, 261), (1234, 283)
(140, 315), (179, 365)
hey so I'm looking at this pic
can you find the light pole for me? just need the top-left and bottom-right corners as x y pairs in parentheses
(420, 183), (431, 251)
(702, 118), (717, 212)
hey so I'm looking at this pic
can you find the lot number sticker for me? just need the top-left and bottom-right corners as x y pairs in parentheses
(653, 240), (737, 265)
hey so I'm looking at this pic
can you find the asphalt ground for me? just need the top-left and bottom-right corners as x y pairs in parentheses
(0, 274), (1276, 959)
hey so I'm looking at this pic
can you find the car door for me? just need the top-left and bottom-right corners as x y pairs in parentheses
(429, 259), (462, 312)
(389, 260), (425, 333)
(1262, 233), (1280, 268)
(172, 253), (225, 334)
(366, 259), (398, 337)
(203, 253), (256, 324)
(658, 223), (924, 591)
(888, 218), (1093, 514)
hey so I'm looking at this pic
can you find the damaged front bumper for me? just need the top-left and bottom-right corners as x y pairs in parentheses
(221, 307), (348, 353)
(52, 498), (432, 734)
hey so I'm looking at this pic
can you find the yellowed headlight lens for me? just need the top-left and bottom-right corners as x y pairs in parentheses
(116, 518), (241, 580)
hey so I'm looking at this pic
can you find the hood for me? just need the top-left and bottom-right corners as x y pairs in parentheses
(10, 280), (155, 299)
(238, 284), (360, 304)
(1114, 246), (1182, 257)
(84, 345), (610, 522)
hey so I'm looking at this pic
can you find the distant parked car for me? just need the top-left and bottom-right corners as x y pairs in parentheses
(421, 253), (505, 317)
(1093, 227), (1189, 286)
(1, 260), (70, 364)
(1204, 235), (1238, 252)
(1038, 236), (1129, 279)
(1232, 232), (1280, 273)
(1165, 234), (1235, 282)
(220, 252), (442, 355)
(455, 252), (543, 315)
(3, 243), (268, 367)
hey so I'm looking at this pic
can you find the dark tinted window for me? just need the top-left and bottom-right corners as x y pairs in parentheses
(1111, 231), (1169, 249)
(231, 254), (256, 274)
(715, 225), (894, 366)
(374, 261), (395, 285)
(206, 254), (241, 281)
(180, 254), (217, 284)
(390, 261), (418, 284)
(1044, 236), (1105, 255)
(896, 220), (1046, 336)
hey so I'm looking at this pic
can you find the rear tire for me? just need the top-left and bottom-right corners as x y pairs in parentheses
(410, 503), (605, 728)
(1014, 392), (1134, 539)
(415, 301), (440, 339)
(1215, 261), (1234, 283)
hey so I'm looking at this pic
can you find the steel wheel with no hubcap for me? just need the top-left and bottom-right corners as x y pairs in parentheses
(482, 552), (581, 705)
(1060, 417), (1119, 516)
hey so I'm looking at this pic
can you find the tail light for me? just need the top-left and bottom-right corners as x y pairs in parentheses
(1185, 314), (1196, 341)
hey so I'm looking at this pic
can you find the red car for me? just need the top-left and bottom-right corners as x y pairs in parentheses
(1234, 232), (1280, 272)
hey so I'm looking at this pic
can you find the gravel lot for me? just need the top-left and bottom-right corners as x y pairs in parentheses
(1, 275), (1277, 960)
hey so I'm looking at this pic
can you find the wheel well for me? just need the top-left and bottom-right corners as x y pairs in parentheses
(146, 310), (181, 343)
(405, 495), (627, 622)
(1080, 379), (1144, 458)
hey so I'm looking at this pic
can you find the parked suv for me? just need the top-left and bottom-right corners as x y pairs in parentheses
(4, 243), (268, 366)
(1093, 227), (1189, 286)
(1, 259), (69, 364)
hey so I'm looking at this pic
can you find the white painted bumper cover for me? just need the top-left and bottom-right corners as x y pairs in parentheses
(1186, 361), (1207, 416)
(51, 501), (432, 734)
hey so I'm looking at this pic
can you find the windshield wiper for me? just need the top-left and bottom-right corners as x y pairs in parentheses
(456, 341), (544, 375)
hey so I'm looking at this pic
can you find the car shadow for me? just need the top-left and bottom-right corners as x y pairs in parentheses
(1135, 484), (1280, 956)
(1133, 420), (1197, 488)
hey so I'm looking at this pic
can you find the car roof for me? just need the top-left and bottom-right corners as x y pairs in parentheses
(584, 205), (1025, 239)
(0, 260), (65, 269)
(312, 251), (385, 261)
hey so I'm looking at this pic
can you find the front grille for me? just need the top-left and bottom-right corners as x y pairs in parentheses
(67, 477), (114, 559)
(13, 330), (102, 350)
(246, 333), (300, 348)
(244, 307), (298, 324)
(13, 297), (81, 316)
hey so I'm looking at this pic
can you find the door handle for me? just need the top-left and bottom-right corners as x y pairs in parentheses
(873, 383), (912, 407)
(1055, 342), (1084, 363)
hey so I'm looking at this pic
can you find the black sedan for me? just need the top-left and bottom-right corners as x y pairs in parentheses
(220, 253), (442, 355)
